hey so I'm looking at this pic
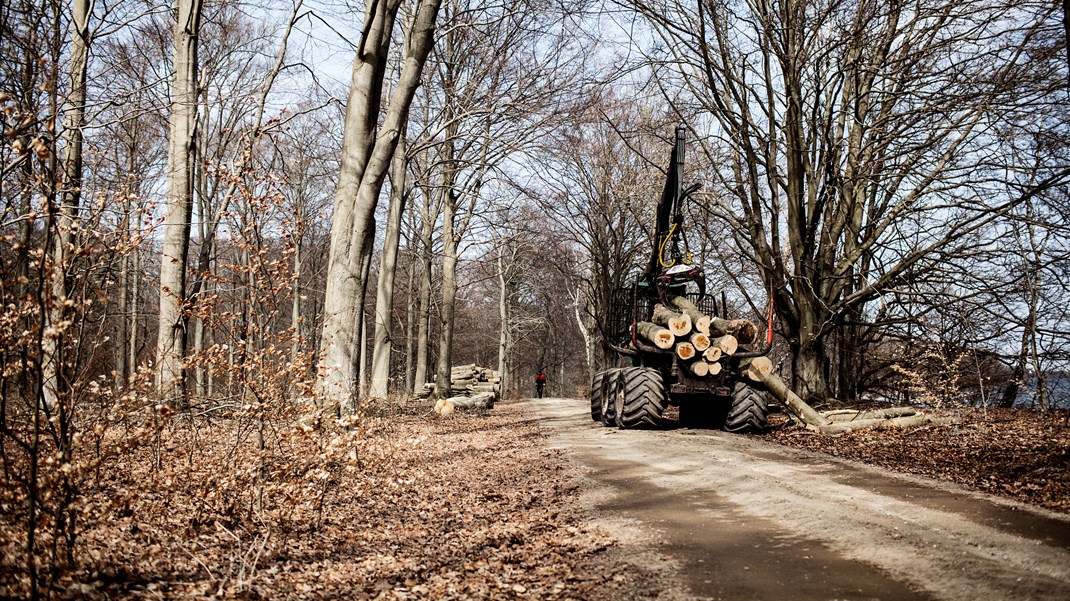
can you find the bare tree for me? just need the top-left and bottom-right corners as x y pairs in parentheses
(156, 0), (204, 403)
(316, 0), (441, 413)
(624, 0), (1070, 401)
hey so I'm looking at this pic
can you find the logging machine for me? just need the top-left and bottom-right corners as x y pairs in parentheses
(591, 124), (774, 432)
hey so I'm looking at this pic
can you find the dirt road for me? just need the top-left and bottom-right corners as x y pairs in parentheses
(527, 397), (1070, 601)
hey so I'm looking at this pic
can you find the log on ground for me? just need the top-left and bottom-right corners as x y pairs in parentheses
(817, 413), (956, 435)
(822, 407), (917, 423)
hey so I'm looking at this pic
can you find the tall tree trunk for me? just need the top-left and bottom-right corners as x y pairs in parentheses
(496, 243), (510, 395)
(42, 0), (90, 410)
(413, 179), (436, 391)
(291, 220), (303, 362)
(369, 136), (408, 398)
(157, 0), (203, 404)
(130, 208), (141, 377)
(316, 0), (441, 413)
(434, 185), (458, 397)
(404, 241), (416, 394)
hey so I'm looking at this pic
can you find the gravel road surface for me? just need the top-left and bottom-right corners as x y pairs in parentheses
(528, 397), (1070, 601)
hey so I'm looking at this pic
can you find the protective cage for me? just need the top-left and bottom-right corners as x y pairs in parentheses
(606, 287), (720, 348)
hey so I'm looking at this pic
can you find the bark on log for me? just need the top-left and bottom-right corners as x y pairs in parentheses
(817, 414), (955, 435)
(676, 342), (696, 360)
(636, 321), (675, 349)
(703, 347), (722, 362)
(758, 373), (830, 428)
(711, 335), (738, 356)
(653, 304), (692, 336)
(435, 392), (495, 415)
(689, 361), (710, 377)
(710, 317), (757, 344)
(690, 332), (711, 352)
(823, 407), (917, 423)
(669, 296), (711, 334)
(740, 356), (773, 382)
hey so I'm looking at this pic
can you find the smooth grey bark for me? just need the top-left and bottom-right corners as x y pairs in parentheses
(497, 244), (510, 394)
(369, 136), (409, 398)
(42, 0), (90, 410)
(156, 0), (203, 404)
(413, 182), (436, 391)
(316, 0), (441, 413)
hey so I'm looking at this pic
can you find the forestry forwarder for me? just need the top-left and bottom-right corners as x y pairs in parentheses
(591, 124), (774, 433)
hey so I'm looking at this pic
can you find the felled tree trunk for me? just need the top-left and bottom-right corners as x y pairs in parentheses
(758, 373), (830, 428)
(823, 407), (917, 423)
(740, 356), (772, 382)
(817, 414), (956, 435)
(676, 342), (696, 360)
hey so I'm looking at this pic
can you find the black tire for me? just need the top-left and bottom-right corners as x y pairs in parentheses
(590, 371), (606, 421)
(615, 367), (666, 429)
(600, 369), (621, 427)
(724, 381), (770, 433)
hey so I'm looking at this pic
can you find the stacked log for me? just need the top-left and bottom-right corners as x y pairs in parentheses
(434, 392), (495, 416)
(416, 364), (501, 405)
(632, 298), (760, 381)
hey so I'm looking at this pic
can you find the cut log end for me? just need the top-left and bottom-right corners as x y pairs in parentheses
(653, 304), (692, 336)
(676, 342), (696, 360)
(637, 321), (675, 349)
(742, 356), (773, 382)
(689, 361), (710, 377)
(712, 335), (738, 356)
(690, 332), (711, 352)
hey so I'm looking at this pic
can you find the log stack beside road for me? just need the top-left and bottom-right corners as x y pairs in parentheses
(417, 364), (501, 415)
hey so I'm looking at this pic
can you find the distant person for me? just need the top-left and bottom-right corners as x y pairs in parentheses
(535, 369), (547, 398)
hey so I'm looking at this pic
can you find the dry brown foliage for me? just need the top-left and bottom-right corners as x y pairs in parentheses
(0, 401), (654, 599)
(763, 407), (1070, 513)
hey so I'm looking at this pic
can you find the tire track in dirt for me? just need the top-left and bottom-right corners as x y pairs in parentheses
(529, 397), (1070, 601)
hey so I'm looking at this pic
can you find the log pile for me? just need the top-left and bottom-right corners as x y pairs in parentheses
(417, 364), (501, 416)
(629, 297), (759, 381)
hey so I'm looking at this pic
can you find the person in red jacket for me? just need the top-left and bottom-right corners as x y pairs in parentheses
(535, 369), (547, 398)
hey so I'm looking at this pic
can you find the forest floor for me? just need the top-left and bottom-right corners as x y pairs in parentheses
(8, 400), (1068, 599)
(760, 405), (1070, 514)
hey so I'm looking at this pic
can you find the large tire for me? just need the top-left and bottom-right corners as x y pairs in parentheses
(600, 369), (621, 427)
(615, 367), (666, 429)
(590, 371), (606, 421)
(724, 381), (770, 433)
